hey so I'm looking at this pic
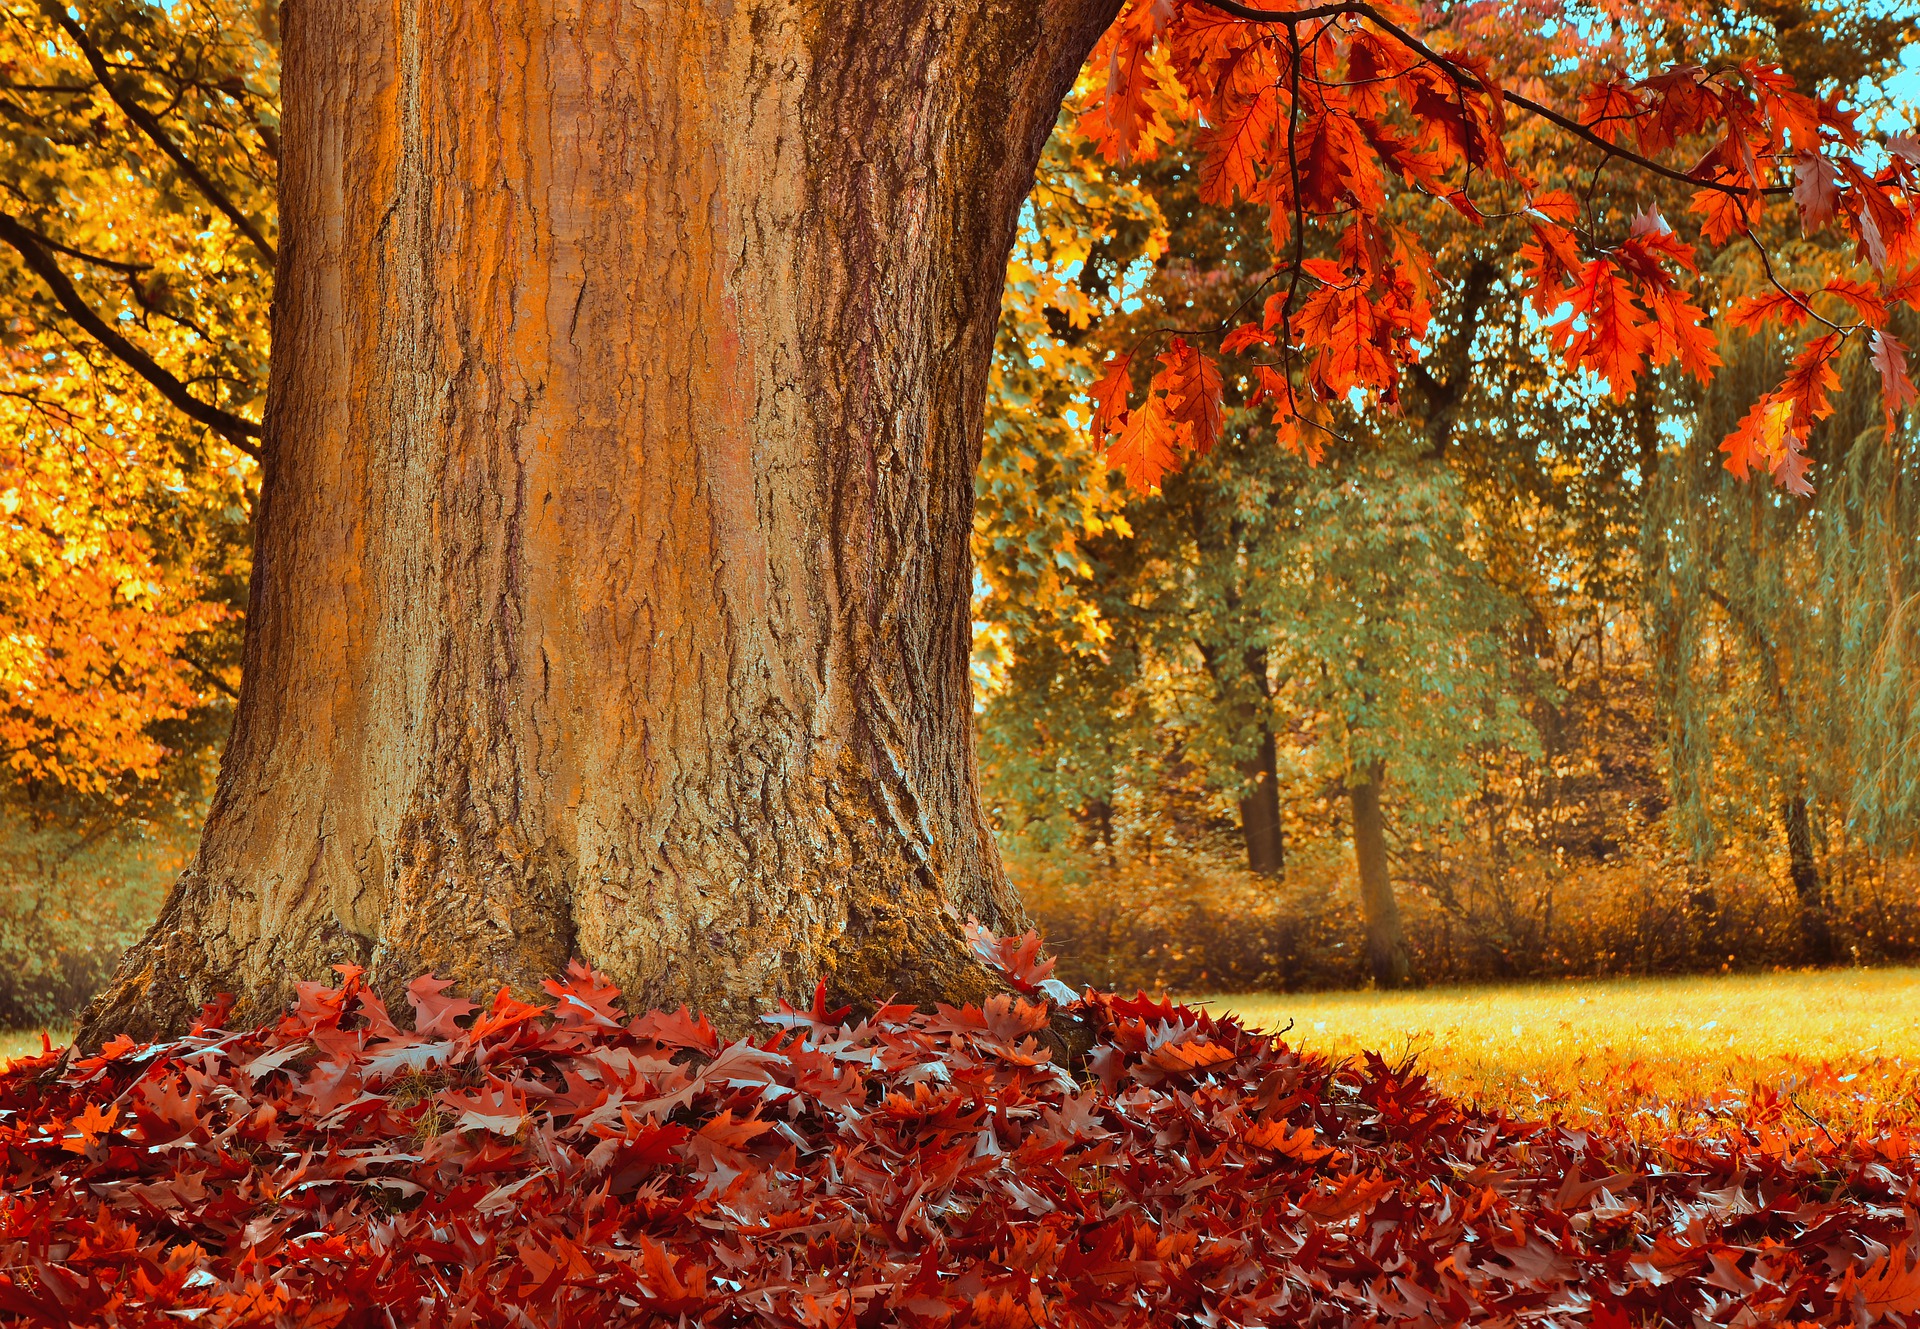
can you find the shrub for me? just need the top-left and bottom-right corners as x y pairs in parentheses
(0, 805), (190, 1028)
(1015, 843), (1920, 994)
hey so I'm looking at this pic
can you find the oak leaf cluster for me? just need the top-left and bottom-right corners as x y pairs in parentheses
(1080, 0), (1920, 492)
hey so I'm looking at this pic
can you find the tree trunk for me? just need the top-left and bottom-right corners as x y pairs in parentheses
(1349, 763), (1414, 987)
(80, 0), (1120, 1044)
(1783, 795), (1834, 966)
(1238, 726), (1284, 877)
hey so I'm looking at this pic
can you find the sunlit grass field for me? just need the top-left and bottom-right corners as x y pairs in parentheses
(1206, 967), (1920, 1135)
(0, 1029), (53, 1066)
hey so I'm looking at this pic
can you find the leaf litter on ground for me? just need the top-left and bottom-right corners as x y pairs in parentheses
(3, 926), (1919, 1327)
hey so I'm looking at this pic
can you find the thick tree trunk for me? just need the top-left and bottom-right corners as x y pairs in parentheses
(1783, 795), (1834, 966)
(1349, 763), (1414, 987)
(81, 0), (1120, 1044)
(1238, 726), (1284, 877)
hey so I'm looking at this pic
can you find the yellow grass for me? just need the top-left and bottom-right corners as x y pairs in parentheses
(1203, 966), (1920, 1136)
(0, 1029), (54, 1068)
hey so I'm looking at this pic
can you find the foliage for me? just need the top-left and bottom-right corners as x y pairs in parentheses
(979, 117), (1539, 875)
(1648, 319), (1920, 856)
(0, 0), (270, 798)
(1079, 0), (1920, 498)
(7, 945), (1920, 1325)
(0, 795), (191, 1027)
(1013, 847), (1370, 992)
(975, 88), (1162, 660)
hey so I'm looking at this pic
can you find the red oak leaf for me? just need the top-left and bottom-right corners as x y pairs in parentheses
(406, 974), (478, 1038)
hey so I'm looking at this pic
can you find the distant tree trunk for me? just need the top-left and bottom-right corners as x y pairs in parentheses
(1349, 762), (1414, 987)
(79, 0), (1120, 1045)
(1084, 796), (1119, 871)
(1783, 795), (1834, 965)
(1238, 726), (1285, 877)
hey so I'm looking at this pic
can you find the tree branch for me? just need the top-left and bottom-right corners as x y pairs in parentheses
(1193, 0), (1793, 198)
(40, 2), (277, 267)
(0, 211), (262, 456)
(181, 653), (241, 700)
(0, 214), (149, 274)
(1411, 257), (1497, 452)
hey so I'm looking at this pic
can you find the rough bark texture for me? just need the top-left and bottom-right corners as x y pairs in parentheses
(81, 0), (1121, 1045)
(1783, 796), (1834, 966)
(1349, 764), (1414, 988)
(1238, 727), (1284, 878)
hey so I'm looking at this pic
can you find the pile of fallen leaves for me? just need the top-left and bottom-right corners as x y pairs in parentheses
(5, 930), (1920, 1327)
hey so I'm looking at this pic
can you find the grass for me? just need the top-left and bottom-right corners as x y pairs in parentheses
(1203, 966), (1920, 1136)
(0, 1028), (54, 1070)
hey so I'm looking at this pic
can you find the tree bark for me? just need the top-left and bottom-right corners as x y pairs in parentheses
(80, 0), (1121, 1044)
(1349, 763), (1414, 987)
(1238, 726), (1284, 877)
(1783, 795), (1834, 966)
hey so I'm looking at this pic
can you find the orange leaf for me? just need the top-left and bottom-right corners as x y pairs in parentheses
(1793, 150), (1839, 235)
(1560, 260), (1650, 399)
(1156, 337), (1224, 457)
(1841, 1245), (1920, 1323)
(1646, 286), (1723, 382)
(1220, 322), (1273, 355)
(1689, 188), (1749, 246)
(1520, 222), (1582, 315)
(1106, 397), (1181, 492)
(1721, 392), (1795, 482)
(1780, 332), (1841, 431)
(1727, 288), (1815, 332)
(1089, 353), (1134, 439)
(1872, 329), (1916, 431)
(1296, 281), (1393, 399)
(1198, 85), (1281, 206)
(1145, 1038), (1238, 1074)
(63, 1101), (119, 1152)
(1822, 276), (1888, 327)
(1242, 1117), (1335, 1161)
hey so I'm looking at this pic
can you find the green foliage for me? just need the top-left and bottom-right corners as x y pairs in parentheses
(0, 793), (195, 1027)
(1648, 314), (1920, 856)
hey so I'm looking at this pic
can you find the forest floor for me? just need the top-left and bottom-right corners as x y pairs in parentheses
(8, 965), (1917, 1132)
(1210, 965), (1920, 1135)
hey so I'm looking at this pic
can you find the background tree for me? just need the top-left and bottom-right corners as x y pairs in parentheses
(0, 0), (269, 796)
(0, 0), (270, 1021)
(977, 0), (1920, 994)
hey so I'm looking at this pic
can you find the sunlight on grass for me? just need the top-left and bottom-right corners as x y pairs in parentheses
(0, 1029), (54, 1069)
(1204, 967), (1920, 1134)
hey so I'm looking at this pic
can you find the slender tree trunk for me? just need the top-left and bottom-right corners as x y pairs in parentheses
(1238, 726), (1285, 877)
(80, 0), (1120, 1044)
(1349, 762), (1414, 987)
(1783, 795), (1834, 965)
